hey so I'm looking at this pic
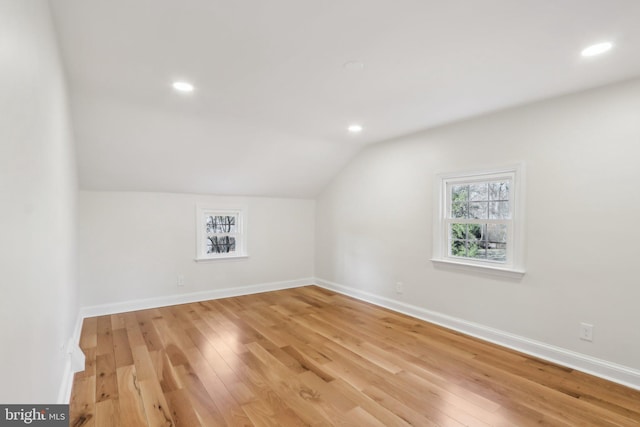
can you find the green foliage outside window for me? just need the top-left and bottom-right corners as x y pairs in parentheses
(449, 181), (509, 262)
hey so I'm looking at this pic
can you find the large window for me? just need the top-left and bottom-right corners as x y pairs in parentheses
(433, 166), (525, 277)
(196, 207), (247, 261)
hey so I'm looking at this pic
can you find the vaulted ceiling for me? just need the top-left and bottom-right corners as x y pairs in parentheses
(50, 0), (640, 198)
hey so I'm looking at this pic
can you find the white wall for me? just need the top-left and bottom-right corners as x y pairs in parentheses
(316, 78), (640, 372)
(79, 191), (315, 307)
(0, 0), (78, 402)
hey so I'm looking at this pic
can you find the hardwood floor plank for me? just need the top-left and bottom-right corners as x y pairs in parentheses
(342, 406), (388, 427)
(70, 374), (96, 427)
(184, 326), (237, 386)
(95, 398), (121, 427)
(203, 340), (313, 426)
(136, 311), (165, 352)
(240, 311), (290, 348)
(329, 378), (411, 427)
(395, 370), (502, 426)
(455, 351), (636, 426)
(138, 378), (175, 427)
(70, 286), (640, 426)
(225, 381), (257, 406)
(163, 389), (203, 427)
(80, 317), (98, 351)
(292, 313), (403, 374)
(116, 365), (148, 427)
(76, 347), (97, 380)
(197, 302), (249, 356)
(493, 402), (574, 427)
(241, 399), (287, 427)
(322, 349), (470, 426)
(297, 370), (355, 413)
(152, 313), (194, 366)
(281, 345), (335, 382)
(113, 328), (134, 368)
(122, 312), (140, 330)
(150, 350), (182, 393)
(477, 350), (640, 420)
(95, 353), (118, 403)
(125, 316), (147, 349)
(183, 347), (254, 427)
(233, 364), (310, 427)
(360, 384), (441, 426)
(111, 313), (127, 331)
(96, 316), (114, 356)
(173, 364), (227, 427)
(131, 345), (157, 382)
(241, 343), (333, 426)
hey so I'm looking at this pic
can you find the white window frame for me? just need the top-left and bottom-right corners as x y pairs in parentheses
(195, 205), (248, 261)
(432, 164), (526, 278)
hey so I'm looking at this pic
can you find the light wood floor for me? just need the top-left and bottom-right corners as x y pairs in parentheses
(70, 285), (640, 426)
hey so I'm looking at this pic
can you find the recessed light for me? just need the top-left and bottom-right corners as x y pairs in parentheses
(172, 81), (195, 92)
(348, 124), (363, 133)
(581, 42), (613, 57)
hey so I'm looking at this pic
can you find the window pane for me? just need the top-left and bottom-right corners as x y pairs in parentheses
(469, 202), (488, 219)
(450, 223), (467, 240)
(489, 181), (510, 201)
(467, 241), (486, 259)
(441, 172), (517, 267)
(450, 240), (466, 257)
(207, 235), (236, 254)
(467, 223), (485, 241)
(487, 224), (507, 243)
(452, 200), (468, 218)
(450, 240), (487, 259)
(223, 236), (237, 252)
(206, 215), (237, 233)
(452, 185), (468, 200)
(451, 185), (468, 218)
(206, 216), (214, 233)
(489, 201), (510, 219)
(469, 183), (488, 201)
(487, 242), (506, 262)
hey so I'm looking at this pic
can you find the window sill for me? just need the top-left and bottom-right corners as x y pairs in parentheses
(195, 254), (249, 262)
(431, 258), (525, 279)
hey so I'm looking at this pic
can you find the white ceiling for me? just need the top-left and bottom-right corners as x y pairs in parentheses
(50, 0), (640, 198)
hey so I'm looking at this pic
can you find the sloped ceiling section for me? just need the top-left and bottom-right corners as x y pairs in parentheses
(51, 0), (640, 197)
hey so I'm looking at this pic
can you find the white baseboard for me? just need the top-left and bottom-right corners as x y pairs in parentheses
(56, 357), (74, 405)
(60, 276), (639, 402)
(80, 278), (313, 318)
(57, 312), (86, 404)
(313, 277), (640, 391)
(58, 278), (313, 402)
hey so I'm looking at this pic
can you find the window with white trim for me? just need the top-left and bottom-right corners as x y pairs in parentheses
(196, 207), (247, 261)
(433, 166), (525, 276)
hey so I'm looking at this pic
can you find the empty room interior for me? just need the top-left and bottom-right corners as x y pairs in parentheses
(3, 0), (640, 425)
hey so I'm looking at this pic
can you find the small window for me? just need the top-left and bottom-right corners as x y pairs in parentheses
(433, 166), (525, 277)
(196, 207), (247, 261)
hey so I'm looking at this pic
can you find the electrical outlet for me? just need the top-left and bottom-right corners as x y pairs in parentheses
(177, 274), (185, 287)
(395, 281), (404, 294)
(579, 322), (594, 342)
